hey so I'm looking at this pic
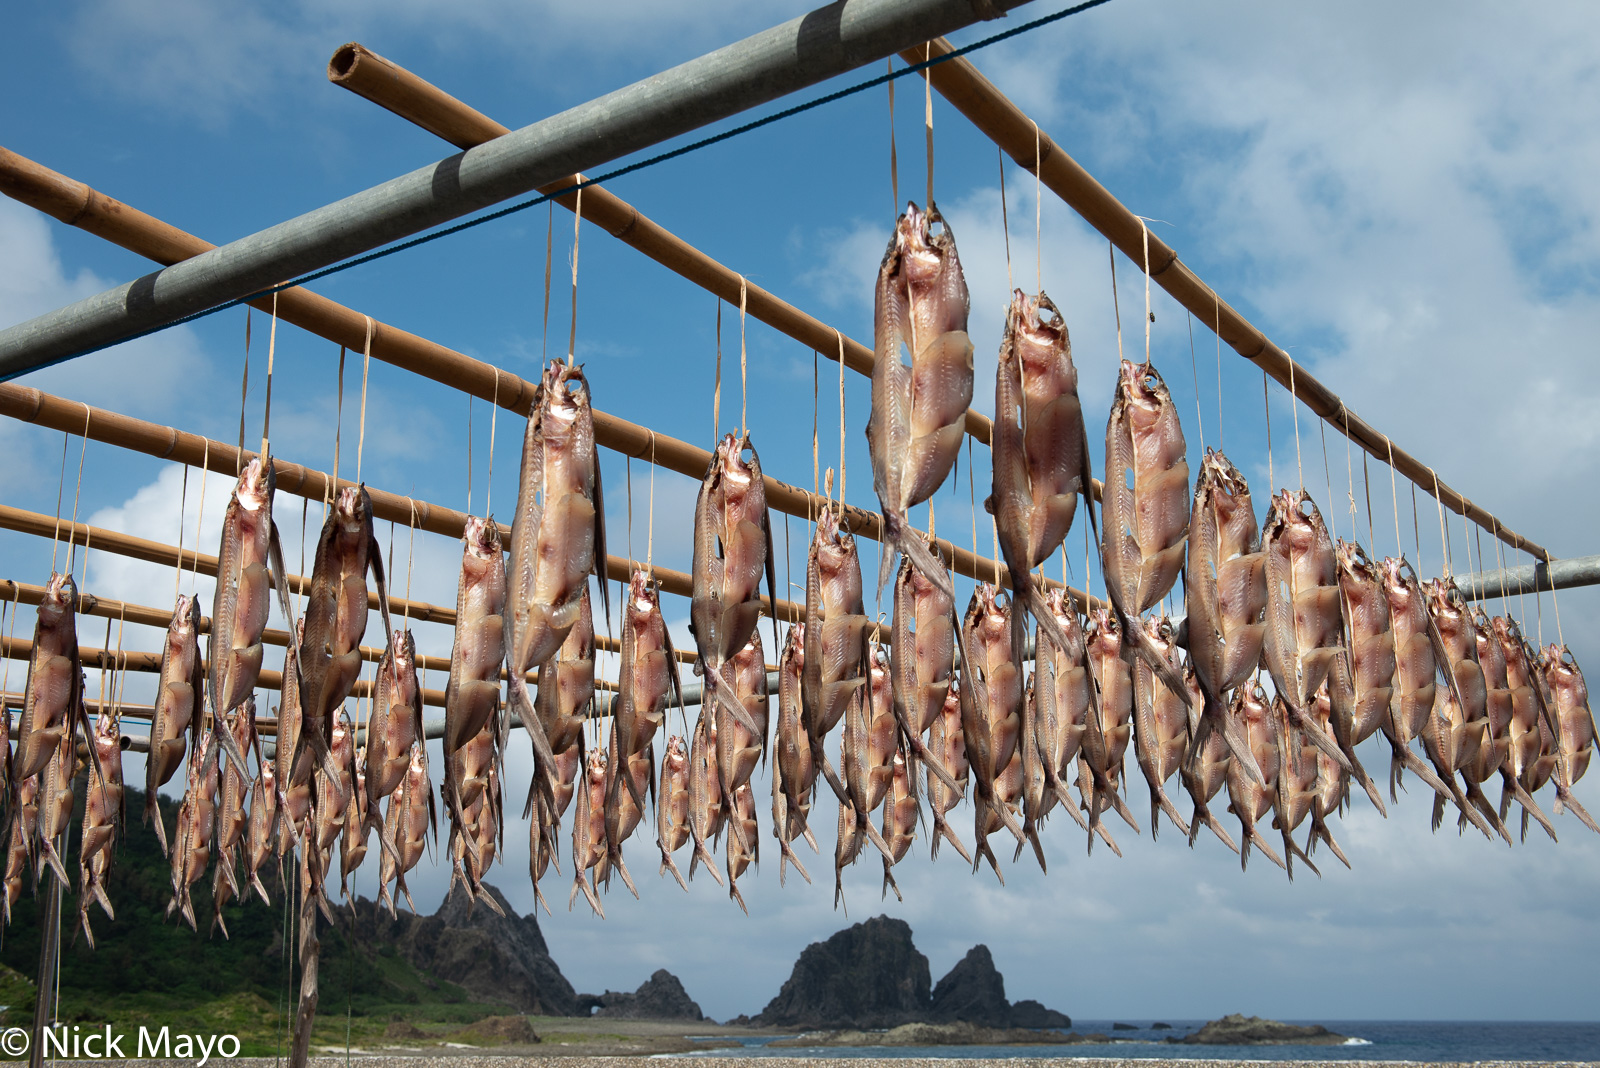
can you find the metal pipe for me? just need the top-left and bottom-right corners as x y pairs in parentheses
(906, 36), (1551, 564)
(1453, 554), (1600, 601)
(0, 0), (1028, 377)
(0, 169), (1093, 610)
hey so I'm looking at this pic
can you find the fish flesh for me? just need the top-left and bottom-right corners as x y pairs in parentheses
(36, 728), (75, 887)
(880, 750), (918, 901)
(714, 632), (768, 862)
(1178, 664), (1239, 854)
(244, 759), (279, 905)
(1541, 644), (1598, 834)
(1474, 614), (1554, 839)
(601, 726), (652, 899)
(888, 554), (962, 792)
(803, 503), (870, 804)
(960, 585), (1028, 880)
(1305, 683), (1351, 870)
(444, 516), (506, 817)
(1032, 589), (1120, 850)
(570, 748), (608, 916)
(840, 643), (896, 864)
(146, 593), (201, 855)
(364, 628), (423, 843)
(14, 573), (85, 789)
(1259, 490), (1356, 772)
(691, 432), (778, 747)
(341, 745), (372, 897)
(2, 777), (39, 925)
(379, 744), (433, 918)
(988, 289), (1092, 660)
(276, 619), (313, 852)
(772, 623), (816, 884)
(211, 698), (257, 932)
(609, 572), (678, 826)
(866, 201), (974, 598)
(1495, 617), (1559, 840)
(725, 781), (759, 914)
(1131, 618), (1192, 839)
(686, 713), (725, 887)
(1271, 693), (1325, 879)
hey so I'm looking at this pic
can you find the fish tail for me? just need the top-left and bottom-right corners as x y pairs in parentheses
(729, 878), (749, 915)
(610, 844), (640, 900)
(1465, 781), (1513, 845)
(973, 823), (1006, 887)
(881, 859), (902, 902)
(1154, 784), (1191, 839)
(39, 838), (68, 888)
(1197, 804), (1239, 855)
(931, 812), (973, 865)
(660, 848), (689, 891)
(93, 881), (115, 921)
(79, 907), (96, 950)
(1557, 787), (1600, 835)
(1506, 776), (1557, 842)
(1310, 807), (1351, 869)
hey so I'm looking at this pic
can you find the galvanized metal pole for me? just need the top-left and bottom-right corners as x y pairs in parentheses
(0, 0), (1027, 378)
(1453, 554), (1600, 600)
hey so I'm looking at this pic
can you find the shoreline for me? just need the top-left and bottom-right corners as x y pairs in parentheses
(35, 1057), (1600, 1068)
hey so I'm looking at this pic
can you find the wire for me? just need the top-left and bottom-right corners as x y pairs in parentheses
(31, 0), (1118, 367)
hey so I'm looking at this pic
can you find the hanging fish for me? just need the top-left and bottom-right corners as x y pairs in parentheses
(772, 623), (816, 883)
(1080, 607), (1141, 839)
(960, 585), (1028, 880)
(686, 713), (725, 887)
(1101, 360), (1192, 702)
(927, 676), (972, 863)
(690, 432), (778, 749)
(36, 728), (75, 888)
(600, 726), (652, 900)
(880, 750), (918, 901)
(1271, 693), (1325, 880)
(1178, 665), (1239, 854)
(1033, 590), (1118, 851)
(725, 782), (759, 914)
(244, 760), (279, 906)
(888, 553), (962, 792)
(658, 734), (693, 890)
(146, 593), (201, 856)
(341, 745), (372, 897)
(570, 748), (608, 917)
(1494, 617), (1560, 841)
(609, 571), (680, 856)
(364, 629), (422, 846)
(444, 516), (506, 818)
(1474, 613), (1555, 839)
(2, 777), (40, 926)
(1304, 684), (1351, 871)
(504, 362), (607, 805)
(209, 458), (309, 780)
(714, 632), (768, 863)
(1422, 579), (1509, 841)
(1184, 450), (1267, 781)
(988, 289), (1092, 660)
(77, 705), (124, 948)
(275, 619), (313, 853)
(379, 744), (433, 918)
(211, 698), (257, 936)
(1260, 490), (1357, 772)
(167, 733), (219, 932)
(13, 573), (87, 793)
(803, 503), (870, 804)
(1541, 644), (1598, 835)
(866, 201), (974, 598)
(1223, 682), (1286, 873)
(534, 583), (596, 864)
(1131, 618), (1192, 839)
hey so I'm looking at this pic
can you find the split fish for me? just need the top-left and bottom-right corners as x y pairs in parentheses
(1542, 644), (1598, 834)
(1131, 618), (1192, 839)
(1224, 683), (1286, 872)
(77, 705), (122, 947)
(146, 593), (202, 856)
(772, 623), (816, 884)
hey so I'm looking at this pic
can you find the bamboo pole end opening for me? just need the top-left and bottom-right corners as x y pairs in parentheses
(327, 43), (371, 85)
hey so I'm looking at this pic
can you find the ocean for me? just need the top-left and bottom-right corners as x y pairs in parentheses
(682, 1021), (1600, 1062)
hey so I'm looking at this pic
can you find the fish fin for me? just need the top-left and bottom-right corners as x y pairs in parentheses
(39, 837), (68, 887)
(858, 812), (897, 863)
(367, 525), (396, 654)
(1393, 739), (1451, 801)
(1201, 684), (1264, 787)
(1506, 774), (1557, 841)
(1281, 827), (1320, 881)
(610, 843), (640, 900)
(1463, 780), (1513, 844)
(779, 837), (812, 886)
(1310, 806), (1351, 869)
(1051, 777), (1089, 832)
(881, 859), (902, 902)
(728, 877), (749, 915)
(1248, 826), (1287, 872)
(1280, 698), (1354, 772)
(590, 444), (613, 638)
(972, 816), (1006, 886)
(1104, 580), (1191, 709)
(660, 847), (689, 891)
(1153, 784), (1191, 839)
(1191, 801), (1239, 855)
(932, 812), (974, 864)
(147, 796), (171, 858)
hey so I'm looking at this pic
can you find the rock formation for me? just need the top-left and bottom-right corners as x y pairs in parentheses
(1173, 1014), (1349, 1046)
(578, 969), (707, 1020)
(751, 919), (1069, 1031)
(753, 916), (933, 1028)
(351, 882), (580, 1016)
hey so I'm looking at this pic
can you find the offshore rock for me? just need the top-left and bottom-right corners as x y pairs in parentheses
(581, 969), (707, 1020)
(1173, 1014), (1350, 1046)
(1009, 999), (1072, 1029)
(929, 945), (1010, 1027)
(754, 916), (932, 1028)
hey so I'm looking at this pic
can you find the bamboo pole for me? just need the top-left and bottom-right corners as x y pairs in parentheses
(0, 154), (1099, 612)
(903, 37), (1550, 563)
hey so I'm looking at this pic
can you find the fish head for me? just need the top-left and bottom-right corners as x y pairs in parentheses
(1276, 490), (1322, 553)
(260, 760), (276, 790)
(1086, 607), (1121, 656)
(1491, 614), (1524, 653)
(1143, 615), (1176, 653)
(629, 570), (659, 616)
(785, 621), (805, 658)
(1236, 679), (1270, 723)
(1335, 538), (1376, 584)
(407, 743), (428, 778)
(170, 593), (199, 639)
(1201, 448), (1253, 519)
(1118, 360), (1172, 433)
(1423, 577), (1465, 628)
(665, 734), (687, 766)
(390, 628), (417, 675)
(894, 202), (944, 286)
(39, 571), (77, 623)
(1381, 555), (1418, 603)
(585, 748), (607, 783)
(462, 514), (503, 564)
(542, 361), (587, 427)
(1011, 290), (1071, 378)
(333, 485), (370, 536)
(237, 457), (271, 513)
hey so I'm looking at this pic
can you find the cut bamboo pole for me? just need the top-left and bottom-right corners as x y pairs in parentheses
(903, 37), (1550, 563)
(0, 153), (1099, 612)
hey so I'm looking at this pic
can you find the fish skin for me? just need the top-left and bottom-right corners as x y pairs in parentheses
(13, 573), (83, 788)
(1100, 361), (1193, 707)
(1541, 644), (1599, 835)
(610, 573), (677, 823)
(927, 677), (973, 863)
(658, 735), (692, 889)
(211, 698), (257, 919)
(866, 201), (974, 600)
(208, 459), (302, 783)
(988, 289), (1090, 663)
(600, 726), (653, 900)
(725, 782), (759, 913)
(1035, 589), (1119, 851)
(888, 553), (963, 794)
(714, 633), (768, 862)
(506, 362), (606, 831)
(1223, 683), (1287, 873)
(36, 729), (75, 888)
(1259, 490), (1354, 773)
(1131, 618), (1192, 840)
(773, 623), (817, 883)
(341, 747), (372, 897)
(1080, 608), (1141, 840)
(304, 714), (356, 919)
(276, 619), (313, 854)
(802, 503), (870, 807)
(840, 645), (898, 864)
(146, 593), (201, 856)
(690, 433), (779, 749)
(1018, 682), (1052, 870)
(1184, 450), (1267, 784)
(168, 733), (219, 931)
(533, 584), (596, 859)
(382, 744), (433, 918)
(1304, 684), (1352, 871)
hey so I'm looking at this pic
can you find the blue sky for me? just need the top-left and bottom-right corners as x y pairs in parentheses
(2, 0), (1599, 1023)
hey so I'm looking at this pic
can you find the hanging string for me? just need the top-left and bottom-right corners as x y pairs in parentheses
(332, 345), (346, 492)
(357, 316), (374, 486)
(1319, 420), (1335, 540)
(175, 465), (189, 602)
(1363, 451), (1375, 553)
(542, 203), (554, 364)
(923, 42), (935, 210)
(1139, 217), (1152, 367)
(66, 406), (91, 578)
(998, 147), (1013, 294)
(812, 351), (820, 509)
(1, 585), (18, 699)
(626, 454), (635, 568)
(1186, 312), (1205, 451)
(262, 291), (279, 457)
(967, 437), (978, 575)
(739, 278), (749, 437)
(466, 396), (474, 516)
(238, 309), (252, 475)
(1263, 372), (1274, 493)
(192, 441), (210, 593)
(485, 369), (501, 516)
(297, 496), (310, 617)
(403, 498), (417, 628)
(1034, 122), (1042, 293)
(50, 432), (68, 574)
(1109, 240), (1125, 365)
(713, 301), (723, 442)
(1431, 472), (1450, 576)
(837, 331), (847, 504)
(887, 58), (899, 214)
(1214, 294), (1224, 453)
(1288, 360), (1304, 492)
(567, 186), (583, 365)
(647, 433), (657, 576)
(1410, 482), (1422, 568)
(1387, 439), (1403, 559)
(1341, 408), (1359, 545)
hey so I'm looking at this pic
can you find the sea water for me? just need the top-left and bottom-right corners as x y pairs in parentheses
(681, 1020), (1600, 1062)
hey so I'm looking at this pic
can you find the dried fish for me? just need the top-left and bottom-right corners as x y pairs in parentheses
(658, 734), (692, 889)
(803, 503), (870, 804)
(888, 553), (962, 792)
(961, 585), (1028, 880)
(609, 573), (677, 823)
(1271, 693), (1324, 879)
(715, 632), (768, 862)
(36, 727), (75, 888)
(1224, 682), (1286, 872)
(570, 748), (608, 917)
(1178, 665), (1239, 854)
(989, 289), (1092, 659)
(601, 729), (652, 900)
(14, 573), (85, 790)
(880, 751), (918, 901)
(276, 619), (313, 852)
(1494, 617), (1559, 840)
(444, 516), (506, 819)
(1131, 618), (1192, 839)
(76, 706), (122, 947)
(146, 593), (201, 856)
(1475, 614), (1554, 839)
(772, 623), (816, 884)
(927, 677), (972, 863)
(1542, 644), (1598, 835)
(379, 744), (433, 918)
(686, 713), (724, 888)
(2, 777), (39, 925)
(244, 760), (279, 905)
(168, 733), (219, 931)
(867, 201), (974, 598)
(1080, 607), (1140, 838)
(365, 629), (422, 838)
(211, 698), (257, 933)
(1423, 579), (1510, 841)
(725, 781), (758, 913)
